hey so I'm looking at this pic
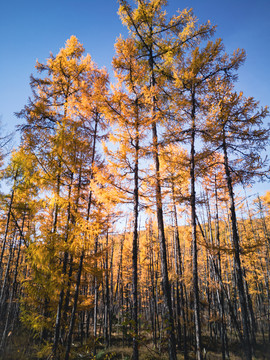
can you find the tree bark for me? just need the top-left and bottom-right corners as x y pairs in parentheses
(132, 108), (139, 360)
(64, 252), (84, 360)
(222, 131), (252, 360)
(190, 91), (202, 360)
(0, 174), (17, 274)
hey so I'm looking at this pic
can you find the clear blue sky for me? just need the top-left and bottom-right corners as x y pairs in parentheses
(0, 0), (269, 193)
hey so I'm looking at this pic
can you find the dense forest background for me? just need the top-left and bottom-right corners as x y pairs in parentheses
(0, 1), (269, 359)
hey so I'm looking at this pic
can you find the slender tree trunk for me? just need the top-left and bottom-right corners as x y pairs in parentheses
(93, 236), (99, 356)
(104, 230), (109, 348)
(52, 177), (73, 358)
(149, 48), (177, 358)
(0, 218), (23, 353)
(0, 229), (16, 316)
(109, 240), (114, 345)
(0, 174), (17, 274)
(222, 131), (252, 360)
(190, 91), (202, 360)
(152, 121), (177, 360)
(132, 109), (139, 360)
(214, 177), (229, 360)
(62, 255), (74, 340)
(64, 252), (84, 360)
(64, 112), (100, 357)
(172, 183), (188, 359)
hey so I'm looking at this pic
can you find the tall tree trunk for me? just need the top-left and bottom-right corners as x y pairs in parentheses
(190, 91), (202, 360)
(0, 215), (23, 353)
(104, 229), (110, 348)
(214, 177), (229, 360)
(64, 112), (99, 357)
(171, 182), (188, 359)
(132, 109), (139, 360)
(152, 121), (177, 360)
(93, 236), (99, 356)
(149, 43), (177, 359)
(52, 177), (73, 359)
(0, 173), (17, 274)
(222, 131), (252, 360)
(0, 228), (16, 317)
(64, 252), (84, 360)
(109, 239), (114, 345)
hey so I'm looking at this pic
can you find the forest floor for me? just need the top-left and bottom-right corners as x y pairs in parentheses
(80, 342), (270, 360)
(2, 331), (270, 359)
(69, 332), (270, 360)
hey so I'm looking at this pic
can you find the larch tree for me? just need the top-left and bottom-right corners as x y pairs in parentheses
(203, 78), (269, 360)
(16, 36), (110, 359)
(166, 36), (245, 359)
(0, 147), (39, 355)
(103, 34), (150, 360)
(118, 1), (213, 357)
(159, 144), (189, 358)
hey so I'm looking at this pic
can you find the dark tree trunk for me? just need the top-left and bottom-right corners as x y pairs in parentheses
(222, 131), (252, 360)
(214, 177), (229, 360)
(151, 119), (177, 360)
(190, 91), (202, 360)
(0, 174), (17, 274)
(93, 236), (99, 356)
(104, 230), (110, 348)
(52, 178), (73, 358)
(132, 108), (139, 360)
(64, 252), (84, 360)
(0, 219), (23, 353)
(172, 183), (188, 359)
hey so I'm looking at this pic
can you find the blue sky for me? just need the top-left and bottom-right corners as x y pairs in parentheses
(0, 0), (269, 193)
